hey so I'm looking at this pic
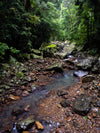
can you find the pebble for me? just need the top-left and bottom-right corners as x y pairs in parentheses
(92, 107), (98, 112)
(96, 101), (100, 107)
(60, 100), (70, 107)
(35, 121), (44, 130)
(22, 91), (29, 97)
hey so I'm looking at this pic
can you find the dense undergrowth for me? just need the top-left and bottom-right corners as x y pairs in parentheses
(0, 0), (100, 62)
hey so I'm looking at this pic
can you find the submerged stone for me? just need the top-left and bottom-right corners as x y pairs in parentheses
(57, 90), (68, 96)
(73, 94), (91, 115)
(60, 100), (71, 107)
(12, 107), (24, 116)
(82, 75), (95, 83)
(96, 101), (100, 107)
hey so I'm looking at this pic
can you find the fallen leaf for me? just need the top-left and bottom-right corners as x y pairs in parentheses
(35, 121), (44, 130)
(92, 112), (96, 118)
(57, 104), (62, 108)
(9, 94), (20, 100)
(24, 105), (31, 111)
(66, 116), (71, 122)
(40, 103), (45, 107)
(88, 116), (92, 120)
(0, 107), (2, 111)
(22, 131), (30, 133)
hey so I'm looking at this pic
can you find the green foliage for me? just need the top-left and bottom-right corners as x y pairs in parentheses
(87, 48), (98, 55)
(0, 42), (9, 60)
(0, 0), (99, 61)
(16, 72), (24, 79)
(0, 42), (19, 62)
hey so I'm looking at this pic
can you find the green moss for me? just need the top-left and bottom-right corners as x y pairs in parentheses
(46, 44), (57, 48)
(30, 54), (42, 59)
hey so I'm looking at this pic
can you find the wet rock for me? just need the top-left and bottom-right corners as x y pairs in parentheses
(0, 85), (10, 90)
(98, 90), (100, 98)
(50, 130), (56, 133)
(82, 75), (95, 83)
(22, 91), (29, 97)
(35, 121), (44, 130)
(60, 100), (71, 107)
(18, 116), (35, 130)
(63, 59), (75, 65)
(97, 86), (100, 91)
(54, 42), (75, 59)
(30, 54), (42, 59)
(31, 49), (41, 56)
(76, 56), (96, 70)
(92, 57), (100, 73)
(83, 85), (89, 90)
(73, 70), (88, 78)
(57, 90), (68, 96)
(56, 128), (64, 133)
(96, 101), (100, 107)
(45, 63), (63, 72)
(16, 90), (22, 96)
(12, 107), (24, 116)
(31, 84), (37, 92)
(12, 122), (18, 133)
(73, 94), (91, 115)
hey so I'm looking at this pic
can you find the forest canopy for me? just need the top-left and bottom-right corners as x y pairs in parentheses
(0, 0), (100, 62)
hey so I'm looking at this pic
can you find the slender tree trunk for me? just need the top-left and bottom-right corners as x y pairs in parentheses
(25, 0), (31, 11)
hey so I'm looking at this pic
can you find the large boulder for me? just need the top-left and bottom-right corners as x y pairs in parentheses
(54, 41), (75, 59)
(92, 57), (100, 73)
(73, 94), (91, 116)
(76, 56), (97, 71)
(40, 44), (57, 57)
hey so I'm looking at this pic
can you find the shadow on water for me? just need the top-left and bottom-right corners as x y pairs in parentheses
(0, 71), (79, 132)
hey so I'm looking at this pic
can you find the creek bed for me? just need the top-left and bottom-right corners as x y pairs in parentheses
(0, 71), (79, 132)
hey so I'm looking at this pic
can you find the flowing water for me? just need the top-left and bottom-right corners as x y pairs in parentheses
(0, 71), (78, 132)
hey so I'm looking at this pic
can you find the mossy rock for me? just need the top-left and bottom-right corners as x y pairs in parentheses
(42, 44), (57, 57)
(18, 53), (31, 61)
(30, 53), (42, 59)
(18, 116), (35, 130)
(31, 49), (41, 56)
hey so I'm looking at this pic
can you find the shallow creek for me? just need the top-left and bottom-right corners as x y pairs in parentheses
(0, 71), (79, 132)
